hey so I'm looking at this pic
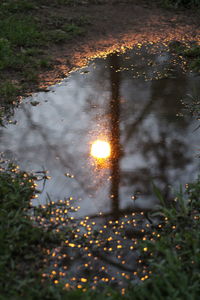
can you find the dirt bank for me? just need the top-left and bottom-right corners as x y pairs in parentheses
(38, 1), (200, 88)
(0, 0), (200, 102)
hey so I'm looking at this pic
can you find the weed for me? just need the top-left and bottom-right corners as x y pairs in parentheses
(184, 45), (200, 57)
(39, 57), (52, 69)
(22, 47), (45, 56)
(190, 58), (200, 72)
(47, 29), (68, 43)
(183, 92), (200, 118)
(0, 17), (43, 47)
(0, 0), (37, 13)
(0, 1), (91, 125)
(63, 23), (85, 36)
(182, 46), (200, 72)
(0, 82), (19, 102)
(0, 162), (63, 299)
(131, 177), (200, 299)
(168, 40), (186, 53)
(1, 162), (200, 299)
(22, 69), (39, 83)
(0, 82), (20, 124)
(169, 42), (200, 73)
(0, 38), (13, 70)
(47, 24), (85, 44)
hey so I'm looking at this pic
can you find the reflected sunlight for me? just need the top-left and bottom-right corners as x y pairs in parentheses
(91, 140), (111, 159)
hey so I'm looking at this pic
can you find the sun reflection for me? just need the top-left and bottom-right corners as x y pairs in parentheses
(91, 140), (111, 159)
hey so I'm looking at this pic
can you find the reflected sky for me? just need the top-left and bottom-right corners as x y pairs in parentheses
(0, 44), (200, 217)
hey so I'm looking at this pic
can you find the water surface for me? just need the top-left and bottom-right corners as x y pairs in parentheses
(1, 44), (199, 216)
(0, 44), (200, 287)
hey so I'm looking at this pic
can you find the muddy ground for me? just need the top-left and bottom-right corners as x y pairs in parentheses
(1, 0), (200, 98)
(37, 1), (200, 89)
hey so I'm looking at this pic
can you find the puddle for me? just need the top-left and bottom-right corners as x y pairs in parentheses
(0, 43), (200, 288)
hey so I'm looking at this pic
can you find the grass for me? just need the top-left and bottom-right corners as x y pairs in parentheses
(183, 46), (200, 72)
(0, 38), (13, 70)
(0, 0), (91, 125)
(0, 17), (43, 47)
(0, 158), (200, 299)
(0, 0), (37, 12)
(130, 179), (200, 299)
(46, 24), (85, 43)
(184, 45), (200, 57)
(190, 58), (200, 72)
(0, 0), (199, 125)
(0, 0), (200, 298)
(0, 82), (20, 103)
(0, 162), (62, 299)
(182, 92), (200, 120)
(0, 82), (21, 126)
(169, 41), (200, 72)
(86, 177), (200, 299)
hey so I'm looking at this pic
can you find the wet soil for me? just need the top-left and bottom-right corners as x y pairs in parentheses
(37, 1), (200, 88)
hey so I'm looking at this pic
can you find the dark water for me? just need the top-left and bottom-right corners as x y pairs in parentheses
(0, 44), (200, 288)
(1, 44), (199, 215)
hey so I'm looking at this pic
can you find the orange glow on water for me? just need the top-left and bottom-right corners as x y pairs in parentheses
(91, 140), (111, 159)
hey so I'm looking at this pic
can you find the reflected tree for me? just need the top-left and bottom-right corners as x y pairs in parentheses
(109, 53), (121, 216)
